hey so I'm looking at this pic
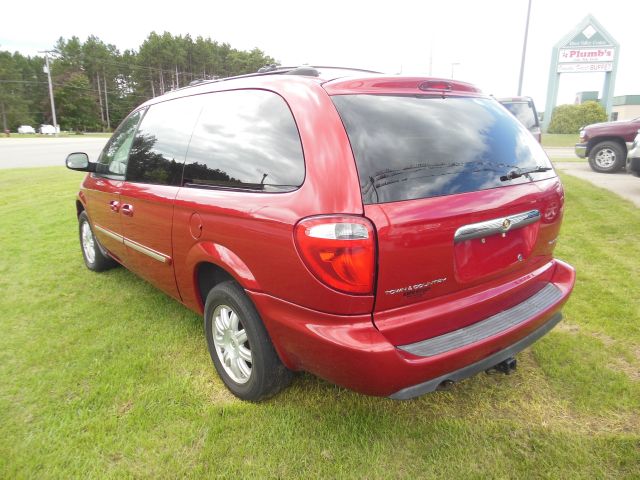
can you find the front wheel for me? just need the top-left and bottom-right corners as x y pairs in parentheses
(588, 141), (625, 173)
(204, 281), (292, 401)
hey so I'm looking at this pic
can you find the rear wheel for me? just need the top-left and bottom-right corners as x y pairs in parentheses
(204, 281), (292, 401)
(588, 141), (625, 173)
(78, 211), (117, 271)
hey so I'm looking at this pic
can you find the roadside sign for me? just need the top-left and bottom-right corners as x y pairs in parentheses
(543, 15), (619, 132)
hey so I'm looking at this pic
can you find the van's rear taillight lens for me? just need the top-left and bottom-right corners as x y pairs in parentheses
(294, 216), (376, 295)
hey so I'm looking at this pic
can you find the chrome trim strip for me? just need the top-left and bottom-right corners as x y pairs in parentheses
(94, 223), (170, 264)
(123, 238), (171, 264)
(454, 209), (540, 243)
(398, 283), (563, 357)
(94, 224), (124, 243)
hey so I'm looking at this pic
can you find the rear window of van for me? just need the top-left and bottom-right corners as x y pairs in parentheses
(331, 95), (553, 204)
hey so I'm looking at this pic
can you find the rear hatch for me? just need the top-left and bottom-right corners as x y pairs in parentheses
(328, 79), (563, 344)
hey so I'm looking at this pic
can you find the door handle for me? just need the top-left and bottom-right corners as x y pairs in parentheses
(109, 200), (120, 213)
(121, 204), (134, 217)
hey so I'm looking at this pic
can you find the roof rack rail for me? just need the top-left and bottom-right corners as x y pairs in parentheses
(257, 64), (383, 75)
(257, 64), (282, 73)
(177, 65), (385, 91)
(304, 65), (383, 74)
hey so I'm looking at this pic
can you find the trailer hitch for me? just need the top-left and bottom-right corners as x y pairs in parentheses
(485, 356), (517, 375)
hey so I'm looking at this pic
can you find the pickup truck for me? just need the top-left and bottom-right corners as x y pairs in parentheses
(575, 117), (640, 173)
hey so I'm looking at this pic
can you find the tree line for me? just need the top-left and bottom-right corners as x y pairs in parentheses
(0, 33), (276, 132)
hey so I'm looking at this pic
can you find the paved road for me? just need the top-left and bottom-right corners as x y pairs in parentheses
(554, 161), (640, 208)
(0, 137), (107, 169)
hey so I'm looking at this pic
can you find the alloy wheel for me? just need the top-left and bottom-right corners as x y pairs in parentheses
(594, 148), (616, 169)
(212, 304), (252, 384)
(81, 221), (96, 264)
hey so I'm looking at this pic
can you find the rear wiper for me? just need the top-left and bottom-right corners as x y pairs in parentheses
(500, 165), (552, 181)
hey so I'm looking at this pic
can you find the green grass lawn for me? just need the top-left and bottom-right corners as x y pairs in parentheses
(1, 168), (638, 478)
(542, 134), (579, 148)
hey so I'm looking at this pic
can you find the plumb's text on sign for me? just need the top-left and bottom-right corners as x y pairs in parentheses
(557, 47), (614, 73)
(558, 48), (614, 63)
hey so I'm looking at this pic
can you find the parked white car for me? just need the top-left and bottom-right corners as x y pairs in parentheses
(39, 124), (59, 134)
(17, 125), (36, 134)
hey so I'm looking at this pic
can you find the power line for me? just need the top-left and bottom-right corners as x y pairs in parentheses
(42, 53), (198, 77)
(94, 59), (193, 76)
(0, 79), (152, 100)
(27, 52), (225, 78)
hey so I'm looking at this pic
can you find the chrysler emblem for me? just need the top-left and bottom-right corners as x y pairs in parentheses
(501, 218), (511, 231)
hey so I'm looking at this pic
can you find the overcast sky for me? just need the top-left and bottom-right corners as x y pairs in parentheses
(2, 0), (638, 112)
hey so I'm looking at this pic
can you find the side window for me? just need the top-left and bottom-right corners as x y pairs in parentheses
(96, 110), (143, 178)
(125, 96), (203, 186)
(183, 90), (305, 192)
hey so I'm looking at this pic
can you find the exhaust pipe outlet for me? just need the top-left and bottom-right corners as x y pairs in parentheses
(485, 356), (517, 375)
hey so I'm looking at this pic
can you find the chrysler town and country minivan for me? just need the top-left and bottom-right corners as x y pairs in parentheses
(66, 66), (575, 401)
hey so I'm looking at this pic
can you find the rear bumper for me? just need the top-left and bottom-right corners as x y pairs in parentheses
(575, 143), (587, 158)
(390, 312), (562, 399)
(249, 259), (575, 398)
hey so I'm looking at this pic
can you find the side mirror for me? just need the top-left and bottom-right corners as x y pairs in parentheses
(65, 152), (95, 172)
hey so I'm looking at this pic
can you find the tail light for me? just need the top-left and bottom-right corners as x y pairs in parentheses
(294, 216), (376, 295)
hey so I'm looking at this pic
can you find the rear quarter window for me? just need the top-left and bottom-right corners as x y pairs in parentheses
(331, 95), (554, 204)
(183, 89), (305, 192)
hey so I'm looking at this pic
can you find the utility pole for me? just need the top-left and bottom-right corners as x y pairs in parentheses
(1, 102), (7, 133)
(102, 71), (111, 131)
(517, 0), (533, 96)
(39, 51), (58, 135)
(450, 62), (460, 79)
(96, 72), (105, 127)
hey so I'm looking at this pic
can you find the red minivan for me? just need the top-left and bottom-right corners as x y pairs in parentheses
(66, 67), (575, 401)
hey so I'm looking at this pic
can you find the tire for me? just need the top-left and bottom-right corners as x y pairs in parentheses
(78, 211), (117, 271)
(588, 141), (625, 173)
(204, 281), (292, 401)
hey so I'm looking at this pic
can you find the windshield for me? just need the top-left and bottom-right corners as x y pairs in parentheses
(331, 95), (554, 204)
